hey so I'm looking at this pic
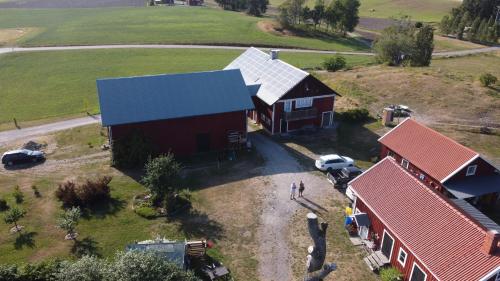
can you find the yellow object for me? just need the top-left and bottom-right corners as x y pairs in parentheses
(345, 207), (352, 216)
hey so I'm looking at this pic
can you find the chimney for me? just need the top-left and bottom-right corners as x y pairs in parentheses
(270, 49), (279, 60)
(481, 230), (500, 255)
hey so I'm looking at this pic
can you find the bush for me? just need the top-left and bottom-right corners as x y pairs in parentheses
(55, 176), (112, 208)
(0, 264), (18, 281)
(12, 186), (24, 204)
(380, 267), (402, 281)
(134, 206), (158, 219)
(31, 185), (41, 198)
(0, 198), (9, 212)
(479, 73), (497, 87)
(322, 55), (347, 72)
(112, 130), (154, 168)
(142, 154), (181, 203)
(336, 108), (370, 123)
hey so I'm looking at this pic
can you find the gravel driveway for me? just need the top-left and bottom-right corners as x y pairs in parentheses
(250, 132), (341, 281)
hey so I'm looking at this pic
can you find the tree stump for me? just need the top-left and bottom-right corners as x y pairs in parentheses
(305, 213), (337, 281)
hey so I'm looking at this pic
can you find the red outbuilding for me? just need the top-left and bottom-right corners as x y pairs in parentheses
(225, 47), (340, 134)
(97, 69), (254, 156)
(349, 157), (500, 281)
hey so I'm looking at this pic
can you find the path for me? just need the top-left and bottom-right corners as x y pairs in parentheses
(0, 44), (498, 57)
(0, 115), (101, 145)
(250, 132), (339, 281)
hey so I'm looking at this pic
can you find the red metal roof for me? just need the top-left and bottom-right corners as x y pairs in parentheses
(350, 158), (500, 281)
(378, 118), (478, 182)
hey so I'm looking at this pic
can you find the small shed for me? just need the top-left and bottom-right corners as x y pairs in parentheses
(126, 240), (187, 269)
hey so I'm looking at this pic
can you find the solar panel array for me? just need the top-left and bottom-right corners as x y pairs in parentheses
(225, 47), (309, 105)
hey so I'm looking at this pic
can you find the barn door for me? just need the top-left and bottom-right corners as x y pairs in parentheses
(196, 133), (210, 153)
(381, 231), (394, 259)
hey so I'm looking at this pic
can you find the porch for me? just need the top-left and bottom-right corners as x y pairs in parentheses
(284, 108), (318, 121)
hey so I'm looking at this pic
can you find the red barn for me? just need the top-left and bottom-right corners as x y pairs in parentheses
(225, 48), (340, 134)
(349, 157), (500, 281)
(378, 118), (500, 207)
(97, 69), (254, 156)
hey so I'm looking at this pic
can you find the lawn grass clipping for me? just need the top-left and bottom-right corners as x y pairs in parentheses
(0, 6), (367, 51)
(0, 48), (374, 128)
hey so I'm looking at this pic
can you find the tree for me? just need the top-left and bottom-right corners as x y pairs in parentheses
(468, 16), (481, 40)
(56, 256), (107, 281)
(311, 0), (325, 28)
(4, 207), (26, 233)
(278, 1), (294, 27)
(440, 15), (452, 34)
(410, 24), (434, 66)
(324, 0), (341, 30)
(337, 0), (360, 34)
(57, 207), (81, 240)
(302, 6), (312, 23)
(247, 0), (268, 16)
(322, 55), (347, 71)
(479, 73), (497, 87)
(373, 18), (415, 66)
(142, 153), (181, 203)
(289, 0), (305, 24)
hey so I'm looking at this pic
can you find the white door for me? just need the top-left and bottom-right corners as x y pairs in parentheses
(359, 226), (369, 240)
(321, 111), (332, 127)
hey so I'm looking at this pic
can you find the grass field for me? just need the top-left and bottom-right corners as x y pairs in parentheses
(0, 6), (368, 50)
(0, 48), (374, 129)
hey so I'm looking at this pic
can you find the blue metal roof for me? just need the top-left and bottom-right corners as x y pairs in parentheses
(97, 69), (255, 126)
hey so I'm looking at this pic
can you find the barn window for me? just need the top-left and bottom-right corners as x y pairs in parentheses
(401, 159), (409, 169)
(419, 173), (425, 181)
(466, 165), (477, 176)
(397, 248), (407, 267)
(284, 100), (292, 112)
(409, 263), (427, 281)
(295, 98), (313, 108)
(387, 151), (395, 158)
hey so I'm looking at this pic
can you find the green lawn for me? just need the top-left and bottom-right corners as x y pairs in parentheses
(0, 48), (374, 129)
(358, 0), (459, 22)
(0, 6), (367, 50)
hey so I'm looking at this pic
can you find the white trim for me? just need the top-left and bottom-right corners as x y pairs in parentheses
(401, 158), (409, 169)
(441, 154), (479, 183)
(295, 97), (313, 108)
(397, 247), (408, 267)
(381, 229), (395, 260)
(284, 100), (292, 112)
(377, 117), (411, 142)
(496, 272), (500, 281)
(277, 94), (336, 103)
(466, 164), (477, 176)
(479, 266), (500, 281)
(321, 111), (333, 128)
(271, 104), (275, 134)
(409, 262), (427, 281)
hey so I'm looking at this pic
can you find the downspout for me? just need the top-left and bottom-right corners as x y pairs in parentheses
(272, 104), (275, 135)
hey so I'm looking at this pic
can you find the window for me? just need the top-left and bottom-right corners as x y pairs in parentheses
(419, 173), (425, 181)
(284, 100), (292, 112)
(401, 159), (409, 169)
(495, 272), (500, 281)
(397, 248), (407, 267)
(295, 98), (313, 108)
(387, 151), (395, 158)
(466, 165), (477, 176)
(409, 263), (427, 281)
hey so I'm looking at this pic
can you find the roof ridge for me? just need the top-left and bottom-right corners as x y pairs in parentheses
(387, 157), (487, 235)
(250, 46), (310, 76)
(97, 69), (237, 82)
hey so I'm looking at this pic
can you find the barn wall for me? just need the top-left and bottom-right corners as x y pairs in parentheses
(274, 96), (335, 133)
(450, 158), (497, 180)
(110, 110), (247, 156)
(281, 75), (337, 100)
(355, 198), (438, 281)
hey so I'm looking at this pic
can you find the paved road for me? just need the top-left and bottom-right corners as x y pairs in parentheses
(0, 115), (101, 145)
(0, 44), (498, 57)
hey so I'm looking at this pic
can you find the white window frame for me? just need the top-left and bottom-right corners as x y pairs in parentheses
(295, 97), (313, 108)
(397, 247), (407, 267)
(284, 100), (292, 112)
(495, 271), (500, 281)
(381, 229), (395, 260)
(401, 158), (409, 169)
(387, 150), (395, 158)
(419, 173), (425, 181)
(466, 165), (477, 176)
(409, 262), (427, 281)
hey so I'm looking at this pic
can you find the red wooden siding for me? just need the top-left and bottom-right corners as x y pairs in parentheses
(273, 96), (334, 133)
(281, 75), (337, 100)
(449, 157), (497, 180)
(110, 110), (247, 156)
(355, 198), (438, 281)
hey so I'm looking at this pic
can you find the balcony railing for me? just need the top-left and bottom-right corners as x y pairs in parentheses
(285, 108), (318, 121)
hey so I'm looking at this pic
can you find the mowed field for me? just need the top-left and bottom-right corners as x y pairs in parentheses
(0, 6), (367, 50)
(0, 49), (374, 130)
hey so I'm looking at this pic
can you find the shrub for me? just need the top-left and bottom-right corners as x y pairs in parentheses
(55, 176), (112, 208)
(336, 108), (370, 123)
(12, 186), (24, 204)
(166, 190), (192, 215)
(22, 260), (63, 281)
(322, 55), (347, 72)
(0, 198), (9, 212)
(0, 264), (18, 281)
(479, 73), (497, 87)
(56, 256), (106, 281)
(31, 185), (41, 198)
(4, 207), (26, 232)
(135, 206), (158, 219)
(142, 154), (181, 203)
(380, 267), (402, 281)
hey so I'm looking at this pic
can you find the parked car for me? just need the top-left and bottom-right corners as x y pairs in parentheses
(327, 166), (363, 189)
(1, 149), (45, 166)
(315, 154), (354, 172)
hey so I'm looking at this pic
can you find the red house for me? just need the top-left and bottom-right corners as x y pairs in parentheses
(349, 157), (500, 281)
(378, 118), (500, 207)
(224, 47), (340, 134)
(97, 69), (254, 156)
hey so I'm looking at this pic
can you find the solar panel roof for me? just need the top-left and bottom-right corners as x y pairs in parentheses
(224, 47), (309, 105)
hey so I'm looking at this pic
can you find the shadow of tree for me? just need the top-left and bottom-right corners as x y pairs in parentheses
(81, 197), (127, 220)
(168, 210), (225, 241)
(14, 231), (37, 249)
(71, 236), (101, 257)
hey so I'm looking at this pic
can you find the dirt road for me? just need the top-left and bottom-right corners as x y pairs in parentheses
(250, 132), (340, 281)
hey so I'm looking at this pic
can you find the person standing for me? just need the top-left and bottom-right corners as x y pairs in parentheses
(290, 182), (297, 200)
(299, 180), (305, 197)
